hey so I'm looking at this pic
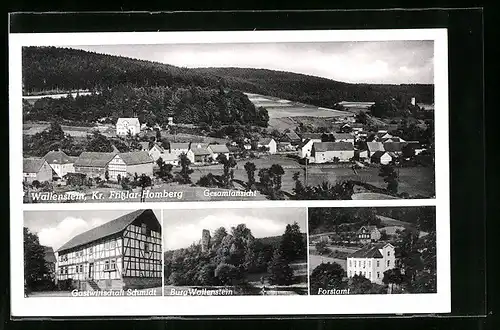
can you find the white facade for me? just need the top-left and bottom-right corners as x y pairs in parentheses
(116, 118), (141, 136)
(300, 139), (322, 159)
(50, 163), (75, 179)
(258, 139), (277, 154)
(347, 244), (396, 285)
(148, 145), (164, 162)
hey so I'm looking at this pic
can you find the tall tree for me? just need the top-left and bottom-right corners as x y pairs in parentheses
(310, 262), (345, 294)
(379, 164), (399, 194)
(177, 152), (194, 184)
(280, 222), (306, 262)
(24, 227), (49, 292)
(244, 162), (257, 190)
(267, 249), (294, 286)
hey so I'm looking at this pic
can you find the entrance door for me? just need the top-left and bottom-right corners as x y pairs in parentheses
(88, 263), (94, 279)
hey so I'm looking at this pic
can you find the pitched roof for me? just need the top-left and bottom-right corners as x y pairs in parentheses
(349, 243), (391, 259)
(383, 142), (406, 152)
(57, 210), (154, 252)
(371, 150), (389, 159)
(43, 246), (56, 263)
(116, 118), (140, 126)
(313, 142), (354, 152)
(208, 144), (230, 153)
(285, 131), (300, 141)
(169, 142), (190, 150)
(74, 152), (116, 168)
(301, 133), (323, 140)
(23, 158), (48, 173)
(367, 142), (385, 153)
(151, 143), (165, 152)
(43, 150), (74, 165)
(139, 142), (150, 150)
(117, 151), (153, 165)
(191, 147), (211, 156)
(357, 225), (378, 234)
(332, 133), (354, 140)
(259, 138), (274, 145)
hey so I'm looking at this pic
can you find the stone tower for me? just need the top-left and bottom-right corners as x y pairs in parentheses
(201, 229), (211, 253)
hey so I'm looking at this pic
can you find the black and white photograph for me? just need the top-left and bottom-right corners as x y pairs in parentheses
(23, 209), (163, 297)
(21, 40), (435, 203)
(308, 206), (436, 295)
(163, 207), (308, 296)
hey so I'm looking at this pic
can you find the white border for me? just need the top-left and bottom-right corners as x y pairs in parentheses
(10, 29), (450, 317)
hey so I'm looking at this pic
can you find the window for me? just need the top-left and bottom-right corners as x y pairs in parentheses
(144, 243), (150, 253)
(76, 265), (79, 273)
(377, 261), (380, 267)
(387, 260), (390, 267)
(368, 272), (371, 278)
(105, 260), (110, 270)
(141, 223), (147, 235)
(110, 241), (115, 249)
(111, 259), (116, 270)
(377, 272), (380, 278)
(349, 260), (352, 267)
(79, 265), (83, 273)
(387, 251), (390, 256)
(363, 261), (365, 268)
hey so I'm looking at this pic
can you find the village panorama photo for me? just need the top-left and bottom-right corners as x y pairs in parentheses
(23, 209), (163, 297)
(21, 39), (436, 203)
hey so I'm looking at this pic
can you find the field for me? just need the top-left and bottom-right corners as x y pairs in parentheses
(23, 122), (114, 137)
(245, 92), (354, 131)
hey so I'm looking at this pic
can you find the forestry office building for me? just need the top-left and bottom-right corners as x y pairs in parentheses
(55, 209), (162, 291)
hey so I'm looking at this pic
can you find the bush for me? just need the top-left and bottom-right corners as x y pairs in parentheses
(197, 173), (220, 188)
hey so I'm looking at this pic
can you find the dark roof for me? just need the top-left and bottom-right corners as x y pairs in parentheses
(57, 210), (152, 252)
(332, 133), (354, 140)
(285, 131), (300, 141)
(117, 151), (153, 165)
(23, 158), (47, 173)
(349, 243), (391, 258)
(301, 133), (323, 140)
(371, 150), (388, 159)
(43, 150), (74, 165)
(43, 246), (56, 263)
(313, 142), (354, 152)
(383, 142), (407, 152)
(75, 152), (116, 167)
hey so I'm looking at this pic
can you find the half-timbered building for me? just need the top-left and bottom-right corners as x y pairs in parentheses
(55, 209), (162, 291)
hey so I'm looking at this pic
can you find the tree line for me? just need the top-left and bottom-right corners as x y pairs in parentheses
(164, 223), (306, 289)
(23, 46), (434, 113)
(24, 84), (269, 127)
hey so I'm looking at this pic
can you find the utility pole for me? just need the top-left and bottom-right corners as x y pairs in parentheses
(304, 157), (308, 186)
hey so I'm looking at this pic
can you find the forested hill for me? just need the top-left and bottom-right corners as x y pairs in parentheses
(23, 47), (434, 111)
(193, 67), (435, 107)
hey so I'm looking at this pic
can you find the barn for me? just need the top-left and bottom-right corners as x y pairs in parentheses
(55, 209), (162, 291)
(107, 151), (154, 181)
(23, 158), (53, 183)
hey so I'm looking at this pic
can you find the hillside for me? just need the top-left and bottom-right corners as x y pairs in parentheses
(22, 47), (434, 113)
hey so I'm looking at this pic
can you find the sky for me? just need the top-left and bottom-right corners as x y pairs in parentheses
(163, 208), (307, 250)
(70, 40), (434, 84)
(24, 209), (161, 251)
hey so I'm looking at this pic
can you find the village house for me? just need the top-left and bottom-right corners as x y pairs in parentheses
(187, 143), (212, 164)
(139, 142), (150, 152)
(370, 151), (395, 165)
(331, 133), (355, 144)
(169, 142), (191, 158)
(157, 152), (179, 166)
(23, 158), (53, 183)
(107, 151), (154, 181)
(284, 131), (301, 145)
(277, 141), (295, 152)
(148, 143), (166, 162)
(311, 142), (355, 164)
(346, 243), (396, 284)
(300, 132), (323, 141)
(364, 141), (385, 160)
(43, 150), (76, 180)
(55, 209), (162, 291)
(207, 144), (230, 161)
(74, 152), (116, 179)
(258, 138), (277, 154)
(116, 118), (141, 136)
(298, 138), (322, 159)
(356, 225), (382, 244)
(383, 142), (407, 155)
